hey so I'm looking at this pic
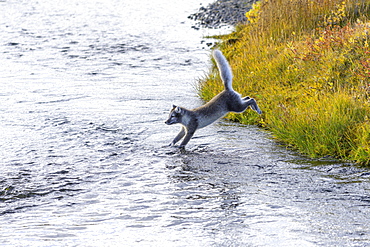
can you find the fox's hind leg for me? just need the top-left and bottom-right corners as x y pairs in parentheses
(243, 98), (262, 114)
(232, 97), (262, 114)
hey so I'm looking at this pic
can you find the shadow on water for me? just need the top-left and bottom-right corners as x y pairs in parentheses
(155, 122), (370, 245)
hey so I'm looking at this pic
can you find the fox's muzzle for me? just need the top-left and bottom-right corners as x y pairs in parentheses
(165, 119), (173, 125)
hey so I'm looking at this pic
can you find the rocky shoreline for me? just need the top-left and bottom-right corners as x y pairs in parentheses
(188, 0), (257, 29)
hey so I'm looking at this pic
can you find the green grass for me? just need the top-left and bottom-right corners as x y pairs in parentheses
(199, 0), (370, 165)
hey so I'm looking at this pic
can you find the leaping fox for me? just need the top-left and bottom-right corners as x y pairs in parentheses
(165, 49), (262, 148)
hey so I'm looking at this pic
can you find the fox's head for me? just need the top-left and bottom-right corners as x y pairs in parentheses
(165, 105), (183, 125)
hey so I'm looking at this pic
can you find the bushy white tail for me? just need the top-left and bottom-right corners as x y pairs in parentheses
(213, 50), (233, 91)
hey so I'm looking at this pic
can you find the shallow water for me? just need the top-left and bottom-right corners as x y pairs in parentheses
(1, 0), (370, 246)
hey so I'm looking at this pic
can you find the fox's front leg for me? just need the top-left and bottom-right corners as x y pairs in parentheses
(178, 122), (198, 149)
(179, 129), (196, 149)
(169, 126), (186, 146)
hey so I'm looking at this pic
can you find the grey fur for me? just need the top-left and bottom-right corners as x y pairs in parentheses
(165, 49), (262, 148)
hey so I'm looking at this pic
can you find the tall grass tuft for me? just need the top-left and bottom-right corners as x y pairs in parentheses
(269, 92), (369, 158)
(199, 0), (370, 165)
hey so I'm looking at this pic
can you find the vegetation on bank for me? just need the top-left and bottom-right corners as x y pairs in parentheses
(199, 0), (370, 165)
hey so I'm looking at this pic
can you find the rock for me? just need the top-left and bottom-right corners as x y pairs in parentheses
(188, 0), (257, 29)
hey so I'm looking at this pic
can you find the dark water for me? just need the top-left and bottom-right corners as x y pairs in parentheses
(1, 0), (370, 246)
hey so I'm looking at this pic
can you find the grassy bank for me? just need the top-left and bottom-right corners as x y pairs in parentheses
(199, 0), (370, 165)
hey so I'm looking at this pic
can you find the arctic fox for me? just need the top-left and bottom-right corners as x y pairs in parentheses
(165, 49), (262, 148)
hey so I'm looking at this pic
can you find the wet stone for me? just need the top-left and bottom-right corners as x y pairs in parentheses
(188, 0), (257, 29)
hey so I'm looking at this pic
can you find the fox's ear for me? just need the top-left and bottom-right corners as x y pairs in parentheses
(172, 104), (177, 109)
(175, 106), (182, 113)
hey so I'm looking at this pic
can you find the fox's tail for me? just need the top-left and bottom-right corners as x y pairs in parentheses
(212, 50), (233, 91)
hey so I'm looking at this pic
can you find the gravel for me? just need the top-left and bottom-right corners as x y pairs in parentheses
(188, 0), (257, 29)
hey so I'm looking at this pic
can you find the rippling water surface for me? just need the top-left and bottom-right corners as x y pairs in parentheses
(1, 0), (370, 246)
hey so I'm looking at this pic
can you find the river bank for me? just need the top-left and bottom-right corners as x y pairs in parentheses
(199, 0), (370, 165)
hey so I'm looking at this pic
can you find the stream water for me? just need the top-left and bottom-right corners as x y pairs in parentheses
(1, 0), (370, 246)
